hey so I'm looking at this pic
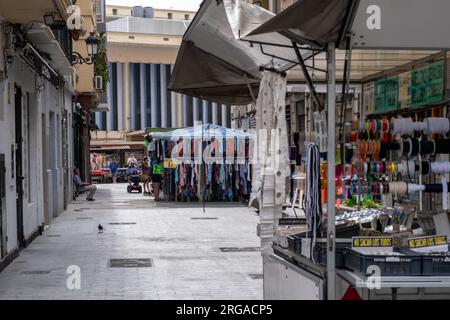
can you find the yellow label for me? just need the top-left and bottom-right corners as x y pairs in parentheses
(163, 158), (177, 169)
(408, 235), (448, 249)
(352, 237), (393, 248)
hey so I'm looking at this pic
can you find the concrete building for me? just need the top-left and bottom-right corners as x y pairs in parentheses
(0, 0), (106, 271)
(92, 3), (232, 143)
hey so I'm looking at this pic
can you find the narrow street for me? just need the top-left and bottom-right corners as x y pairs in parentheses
(0, 184), (262, 300)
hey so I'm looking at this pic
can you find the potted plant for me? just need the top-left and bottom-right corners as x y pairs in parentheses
(93, 33), (110, 90)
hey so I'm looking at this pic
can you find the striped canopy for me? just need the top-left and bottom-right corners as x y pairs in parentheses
(151, 123), (253, 141)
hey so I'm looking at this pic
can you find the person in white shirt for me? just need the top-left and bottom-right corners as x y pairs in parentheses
(127, 154), (137, 167)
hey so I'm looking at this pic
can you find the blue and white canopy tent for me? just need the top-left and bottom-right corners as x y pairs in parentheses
(152, 123), (253, 141)
(150, 124), (254, 207)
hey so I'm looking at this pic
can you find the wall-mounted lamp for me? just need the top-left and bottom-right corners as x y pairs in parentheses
(71, 33), (100, 65)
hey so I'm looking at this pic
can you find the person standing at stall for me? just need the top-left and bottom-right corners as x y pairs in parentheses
(141, 157), (152, 196)
(151, 159), (164, 201)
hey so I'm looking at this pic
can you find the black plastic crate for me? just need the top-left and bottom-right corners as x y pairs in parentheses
(421, 253), (450, 276)
(344, 247), (422, 276)
(314, 241), (351, 268)
(287, 233), (304, 253)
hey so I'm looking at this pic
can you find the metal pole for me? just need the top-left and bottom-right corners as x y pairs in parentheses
(326, 42), (336, 300)
(292, 42), (323, 110)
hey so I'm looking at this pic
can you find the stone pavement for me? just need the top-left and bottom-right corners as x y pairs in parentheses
(0, 184), (262, 300)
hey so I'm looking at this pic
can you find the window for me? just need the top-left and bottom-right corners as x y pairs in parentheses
(163, 37), (169, 41)
(129, 35), (135, 39)
(112, 8), (118, 15)
(168, 13), (173, 19)
(184, 14), (190, 20)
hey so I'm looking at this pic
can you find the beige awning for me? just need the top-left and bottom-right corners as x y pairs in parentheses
(168, 0), (303, 105)
(248, 0), (356, 49)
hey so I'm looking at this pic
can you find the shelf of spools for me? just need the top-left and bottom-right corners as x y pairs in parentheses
(343, 98), (450, 276)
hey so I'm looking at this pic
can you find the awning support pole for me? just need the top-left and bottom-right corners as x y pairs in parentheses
(292, 41), (323, 110)
(326, 42), (336, 300)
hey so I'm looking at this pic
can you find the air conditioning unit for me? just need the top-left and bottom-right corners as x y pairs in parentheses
(94, 75), (103, 91)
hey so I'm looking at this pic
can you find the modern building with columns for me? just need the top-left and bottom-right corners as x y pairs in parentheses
(93, 4), (232, 134)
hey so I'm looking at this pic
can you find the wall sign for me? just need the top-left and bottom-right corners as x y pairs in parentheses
(22, 44), (61, 88)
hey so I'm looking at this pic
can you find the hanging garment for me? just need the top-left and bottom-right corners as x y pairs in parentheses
(240, 164), (249, 195)
(237, 138), (246, 164)
(175, 165), (180, 185)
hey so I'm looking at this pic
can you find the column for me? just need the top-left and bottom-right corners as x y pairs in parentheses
(176, 93), (183, 128)
(95, 112), (102, 130)
(193, 97), (200, 123)
(130, 63), (137, 130)
(212, 102), (218, 125)
(123, 62), (131, 131)
(183, 95), (189, 127)
(221, 104), (228, 128)
(106, 62), (114, 130)
(150, 64), (158, 128)
(160, 64), (168, 128)
(140, 63), (148, 129)
(202, 100), (209, 124)
(117, 62), (124, 131)
(170, 65), (177, 128)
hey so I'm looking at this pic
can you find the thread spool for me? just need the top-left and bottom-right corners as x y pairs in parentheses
(420, 140), (435, 155)
(410, 138), (420, 157)
(435, 139), (450, 154)
(430, 161), (450, 174)
(424, 117), (450, 135)
(421, 160), (431, 175)
(401, 139), (410, 156)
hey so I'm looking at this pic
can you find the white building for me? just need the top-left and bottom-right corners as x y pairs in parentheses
(0, 0), (105, 271)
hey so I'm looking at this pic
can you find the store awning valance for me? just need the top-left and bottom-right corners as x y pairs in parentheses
(152, 124), (253, 141)
(168, 0), (301, 105)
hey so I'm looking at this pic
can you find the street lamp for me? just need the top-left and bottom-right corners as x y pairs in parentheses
(71, 33), (100, 66)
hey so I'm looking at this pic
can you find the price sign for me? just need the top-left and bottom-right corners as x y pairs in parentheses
(352, 237), (393, 248)
(163, 158), (177, 169)
(408, 235), (448, 249)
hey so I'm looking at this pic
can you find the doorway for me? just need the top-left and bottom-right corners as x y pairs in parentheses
(14, 85), (25, 248)
(41, 113), (49, 225)
(0, 154), (6, 258)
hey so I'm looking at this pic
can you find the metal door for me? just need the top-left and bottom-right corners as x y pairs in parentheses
(0, 154), (6, 258)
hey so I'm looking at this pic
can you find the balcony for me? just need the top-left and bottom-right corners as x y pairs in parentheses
(0, 0), (72, 24)
(26, 24), (72, 76)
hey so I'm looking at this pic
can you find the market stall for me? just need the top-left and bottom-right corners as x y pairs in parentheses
(168, 0), (450, 299)
(247, 0), (450, 300)
(150, 124), (253, 202)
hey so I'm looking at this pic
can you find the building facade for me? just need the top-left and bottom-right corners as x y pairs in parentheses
(0, 0), (105, 271)
(92, 4), (232, 137)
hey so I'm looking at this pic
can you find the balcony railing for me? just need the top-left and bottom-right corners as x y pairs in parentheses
(51, 25), (73, 61)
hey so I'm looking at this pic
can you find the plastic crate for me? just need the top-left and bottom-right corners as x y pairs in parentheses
(421, 253), (450, 276)
(287, 233), (304, 254)
(344, 247), (422, 276)
(314, 240), (351, 268)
